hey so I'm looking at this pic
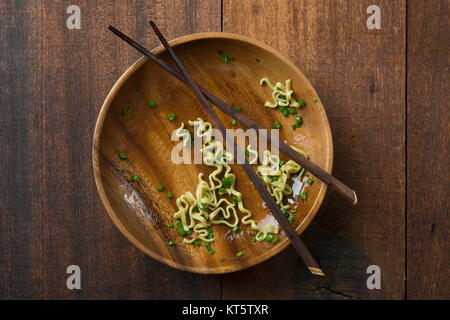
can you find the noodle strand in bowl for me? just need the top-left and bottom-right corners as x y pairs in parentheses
(173, 119), (278, 245)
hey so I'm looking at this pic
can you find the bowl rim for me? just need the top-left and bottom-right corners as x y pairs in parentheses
(92, 31), (333, 274)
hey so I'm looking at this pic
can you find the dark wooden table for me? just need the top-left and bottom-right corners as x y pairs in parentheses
(1, 0), (448, 299)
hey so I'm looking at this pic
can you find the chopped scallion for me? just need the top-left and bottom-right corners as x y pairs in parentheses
(205, 242), (215, 255)
(221, 177), (234, 187)
(119, 152), (127, 160)
(122, 105), (131, 115)
(175, 220), (186, 236)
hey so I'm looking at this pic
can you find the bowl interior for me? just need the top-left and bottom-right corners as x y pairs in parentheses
(94, 33), (332, 273)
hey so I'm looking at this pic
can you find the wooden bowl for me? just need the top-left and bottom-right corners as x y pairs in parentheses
(93, 32), (333, 274)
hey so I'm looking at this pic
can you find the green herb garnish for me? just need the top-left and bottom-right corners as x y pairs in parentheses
(313, 97), (318, 103)
(236, 251), (244, 258)
(175, 220), (187, 236)
(222, 177), (234, 188)
(300, 191), (308, 200)
(157, 184), (164, 191)
(218, 50), (233, 64)
(307, 178), (314, 185)
(273, 121), (281, 129)
(297, 99), (306, 107)
(119, 152), (127, 160)
(265, 234), (274, 243)
(131, 174), (139, 182)
(168, 223), (174, 228)
(235, 105), (242, 112)
(232, 226), (239, 233)
(167, 113), (175, 121)
(288, 216), (295, 224)
(147, 100), (157, 108)
(198, 202), (206, 211)
(122, 105), (131, 115)
(231, 119), (237, 126)
(205, 242), (215, 255)
(168, 240), (175, 247)
(167, 191), (173, 199)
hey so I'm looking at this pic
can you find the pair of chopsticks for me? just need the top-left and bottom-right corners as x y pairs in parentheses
(109, 22), (356, 276)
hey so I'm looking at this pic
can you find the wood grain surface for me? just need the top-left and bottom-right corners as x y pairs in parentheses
(0, 0), (447, 299)
(407, 0), (449, 300)
(223, 0), (406, 299)
(0, 1), (43, 299)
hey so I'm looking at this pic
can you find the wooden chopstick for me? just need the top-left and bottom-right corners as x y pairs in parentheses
(147, 21), (324, 276)
(108, 25), (357, 205)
